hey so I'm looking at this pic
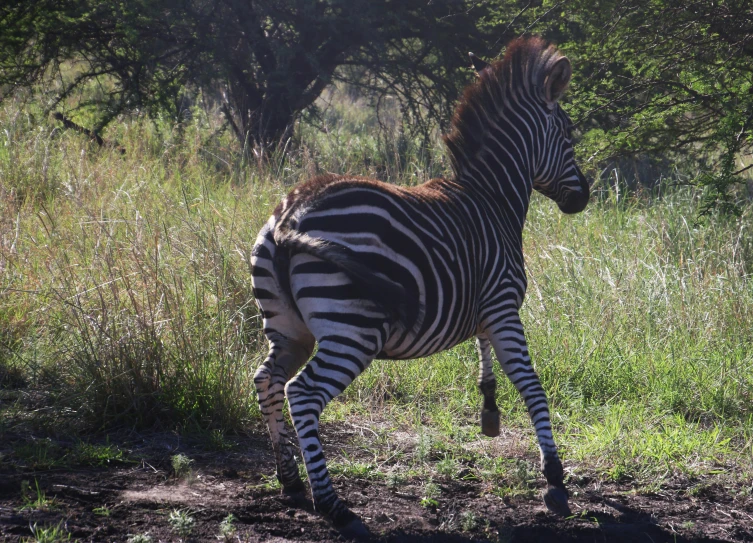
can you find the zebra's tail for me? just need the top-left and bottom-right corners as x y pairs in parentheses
(273, 228), (421, 332)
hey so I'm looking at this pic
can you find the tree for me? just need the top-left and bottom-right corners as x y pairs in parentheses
(0, 0), (505, 148)
(535, 0), (753, 212)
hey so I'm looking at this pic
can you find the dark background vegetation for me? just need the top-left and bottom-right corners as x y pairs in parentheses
(2, 0), (753, 211)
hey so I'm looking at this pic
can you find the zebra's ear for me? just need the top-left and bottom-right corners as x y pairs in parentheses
(469, 52), (490, 75)
(544, 56), (572, 105)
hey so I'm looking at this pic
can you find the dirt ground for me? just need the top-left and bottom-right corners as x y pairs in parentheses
(1, 424), (752, 543)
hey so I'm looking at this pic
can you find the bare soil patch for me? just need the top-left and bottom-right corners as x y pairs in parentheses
(0, 425), (751, 542)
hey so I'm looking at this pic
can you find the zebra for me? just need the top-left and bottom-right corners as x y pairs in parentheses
(250, 36), (589, 538)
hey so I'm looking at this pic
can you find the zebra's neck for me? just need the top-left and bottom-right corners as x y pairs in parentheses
(455, 107), (537, 233)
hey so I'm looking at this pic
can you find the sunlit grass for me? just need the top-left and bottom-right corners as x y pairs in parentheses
(1, 89), (752, 489)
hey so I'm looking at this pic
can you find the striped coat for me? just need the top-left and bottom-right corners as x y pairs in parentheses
(251, 36), (589, 537)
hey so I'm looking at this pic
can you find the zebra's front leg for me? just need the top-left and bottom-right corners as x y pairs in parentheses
(285, 337), (376, 539)
(477, 336), (501, 437)
(487, 315), (571, 516)
(254, 342), (311, 496)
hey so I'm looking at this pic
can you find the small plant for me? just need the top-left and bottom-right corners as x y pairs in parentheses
(74, 440), (127, 466)
(218, 513), (237, 541)
(436, 455), (458, 478)
(13, 441), (62, 470)
(509, 459), (537, 489)
(23, 522), (70, 543)
(420, 480), (441, 508)
(608, 462), (631, 483)
(168, 508), (196, 537)
(386, 470), (406, 489)
(330, 459), (380, 479)
(208, 429), (233, 451)
(126, 534), (153, 543)
(171, 454), (194, 478)
(20, 480), (54, 511)
(460, 510), (478, 532)
(253, 473), (281, 492)
(415, 432), (432, 464)
(92, 506), (110, 517)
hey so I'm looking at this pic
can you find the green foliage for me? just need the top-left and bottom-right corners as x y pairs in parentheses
(73, 440), (128, 466)
(0, 0), (498, 146)
(19, 480), (55, 511)
(218, 513), (237, 541)
(23, 522), (70, 543)
(171, 454), (194, 478)
(92, 506), (111, 517)
(420, 480), (441, 508)
(168, 509), (196, 538)
(549, 0), (753, 211)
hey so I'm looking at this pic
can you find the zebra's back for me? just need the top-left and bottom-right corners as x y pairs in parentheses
(254, 174), (504, 360)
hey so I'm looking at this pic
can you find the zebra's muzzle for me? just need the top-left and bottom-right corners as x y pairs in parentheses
(557, 171), (590, 214)
(557, 188), (589, 214)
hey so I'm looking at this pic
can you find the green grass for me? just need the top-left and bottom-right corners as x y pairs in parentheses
(19, 479), (55, 511)
(23, 522), (70, 543)
(1, 88), (752, 493)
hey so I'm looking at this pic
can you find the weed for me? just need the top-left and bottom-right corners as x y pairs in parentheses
(415, 432), (432, 464)
(168, 508), (196, 537)
(608, 462), (632, 483)
(460, 510), (478, 531)
(329, 458), (381, 479)
(208, 429), (234, 451)
(19, 480), (54, 511)
(436, 455), (459, 478)
(74, 440), (128, 466)
(13, 441), (63, 470)
(92, 506), (110, 517)
(171, 454), (194, 478)
(218, 513), (237, 541)
(126, 535), (152, 543)
(386, 471), (406, 489)
(420, 480), (441, 508)
(23, 522), (70, 543)
(254, 474), (281, 491)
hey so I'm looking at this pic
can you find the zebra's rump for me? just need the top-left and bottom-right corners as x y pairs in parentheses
(267, 175), (482, 359)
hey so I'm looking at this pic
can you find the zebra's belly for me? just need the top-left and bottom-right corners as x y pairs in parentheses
(376, 320), (478, 360)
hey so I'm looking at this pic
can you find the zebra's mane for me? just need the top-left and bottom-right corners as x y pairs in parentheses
(443, 36), (564, 177)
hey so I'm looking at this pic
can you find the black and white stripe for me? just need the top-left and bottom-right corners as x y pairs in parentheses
(251, 37), (589, 535)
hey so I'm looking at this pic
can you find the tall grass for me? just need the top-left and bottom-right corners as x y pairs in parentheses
(1, 90), (752, 481)
(0, 99), (270, 429)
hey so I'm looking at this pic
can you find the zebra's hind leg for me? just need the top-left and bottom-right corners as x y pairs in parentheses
(477, 336), (501, 437)
(285, 334), (382, 539)
(487, 314), (571, 516)
(254, 338), (313, 496)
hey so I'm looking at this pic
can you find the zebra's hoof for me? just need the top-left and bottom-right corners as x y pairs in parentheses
(281, 479), (309, 507)
(336, 516), (370, 540)
(282, 476), (306, 495)
(543, 486), (571, 516)
(481, 408), (500, 437)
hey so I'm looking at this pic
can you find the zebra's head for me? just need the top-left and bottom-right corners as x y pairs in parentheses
(529, 48), (590, 214)
(446, 38), (590, 215)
